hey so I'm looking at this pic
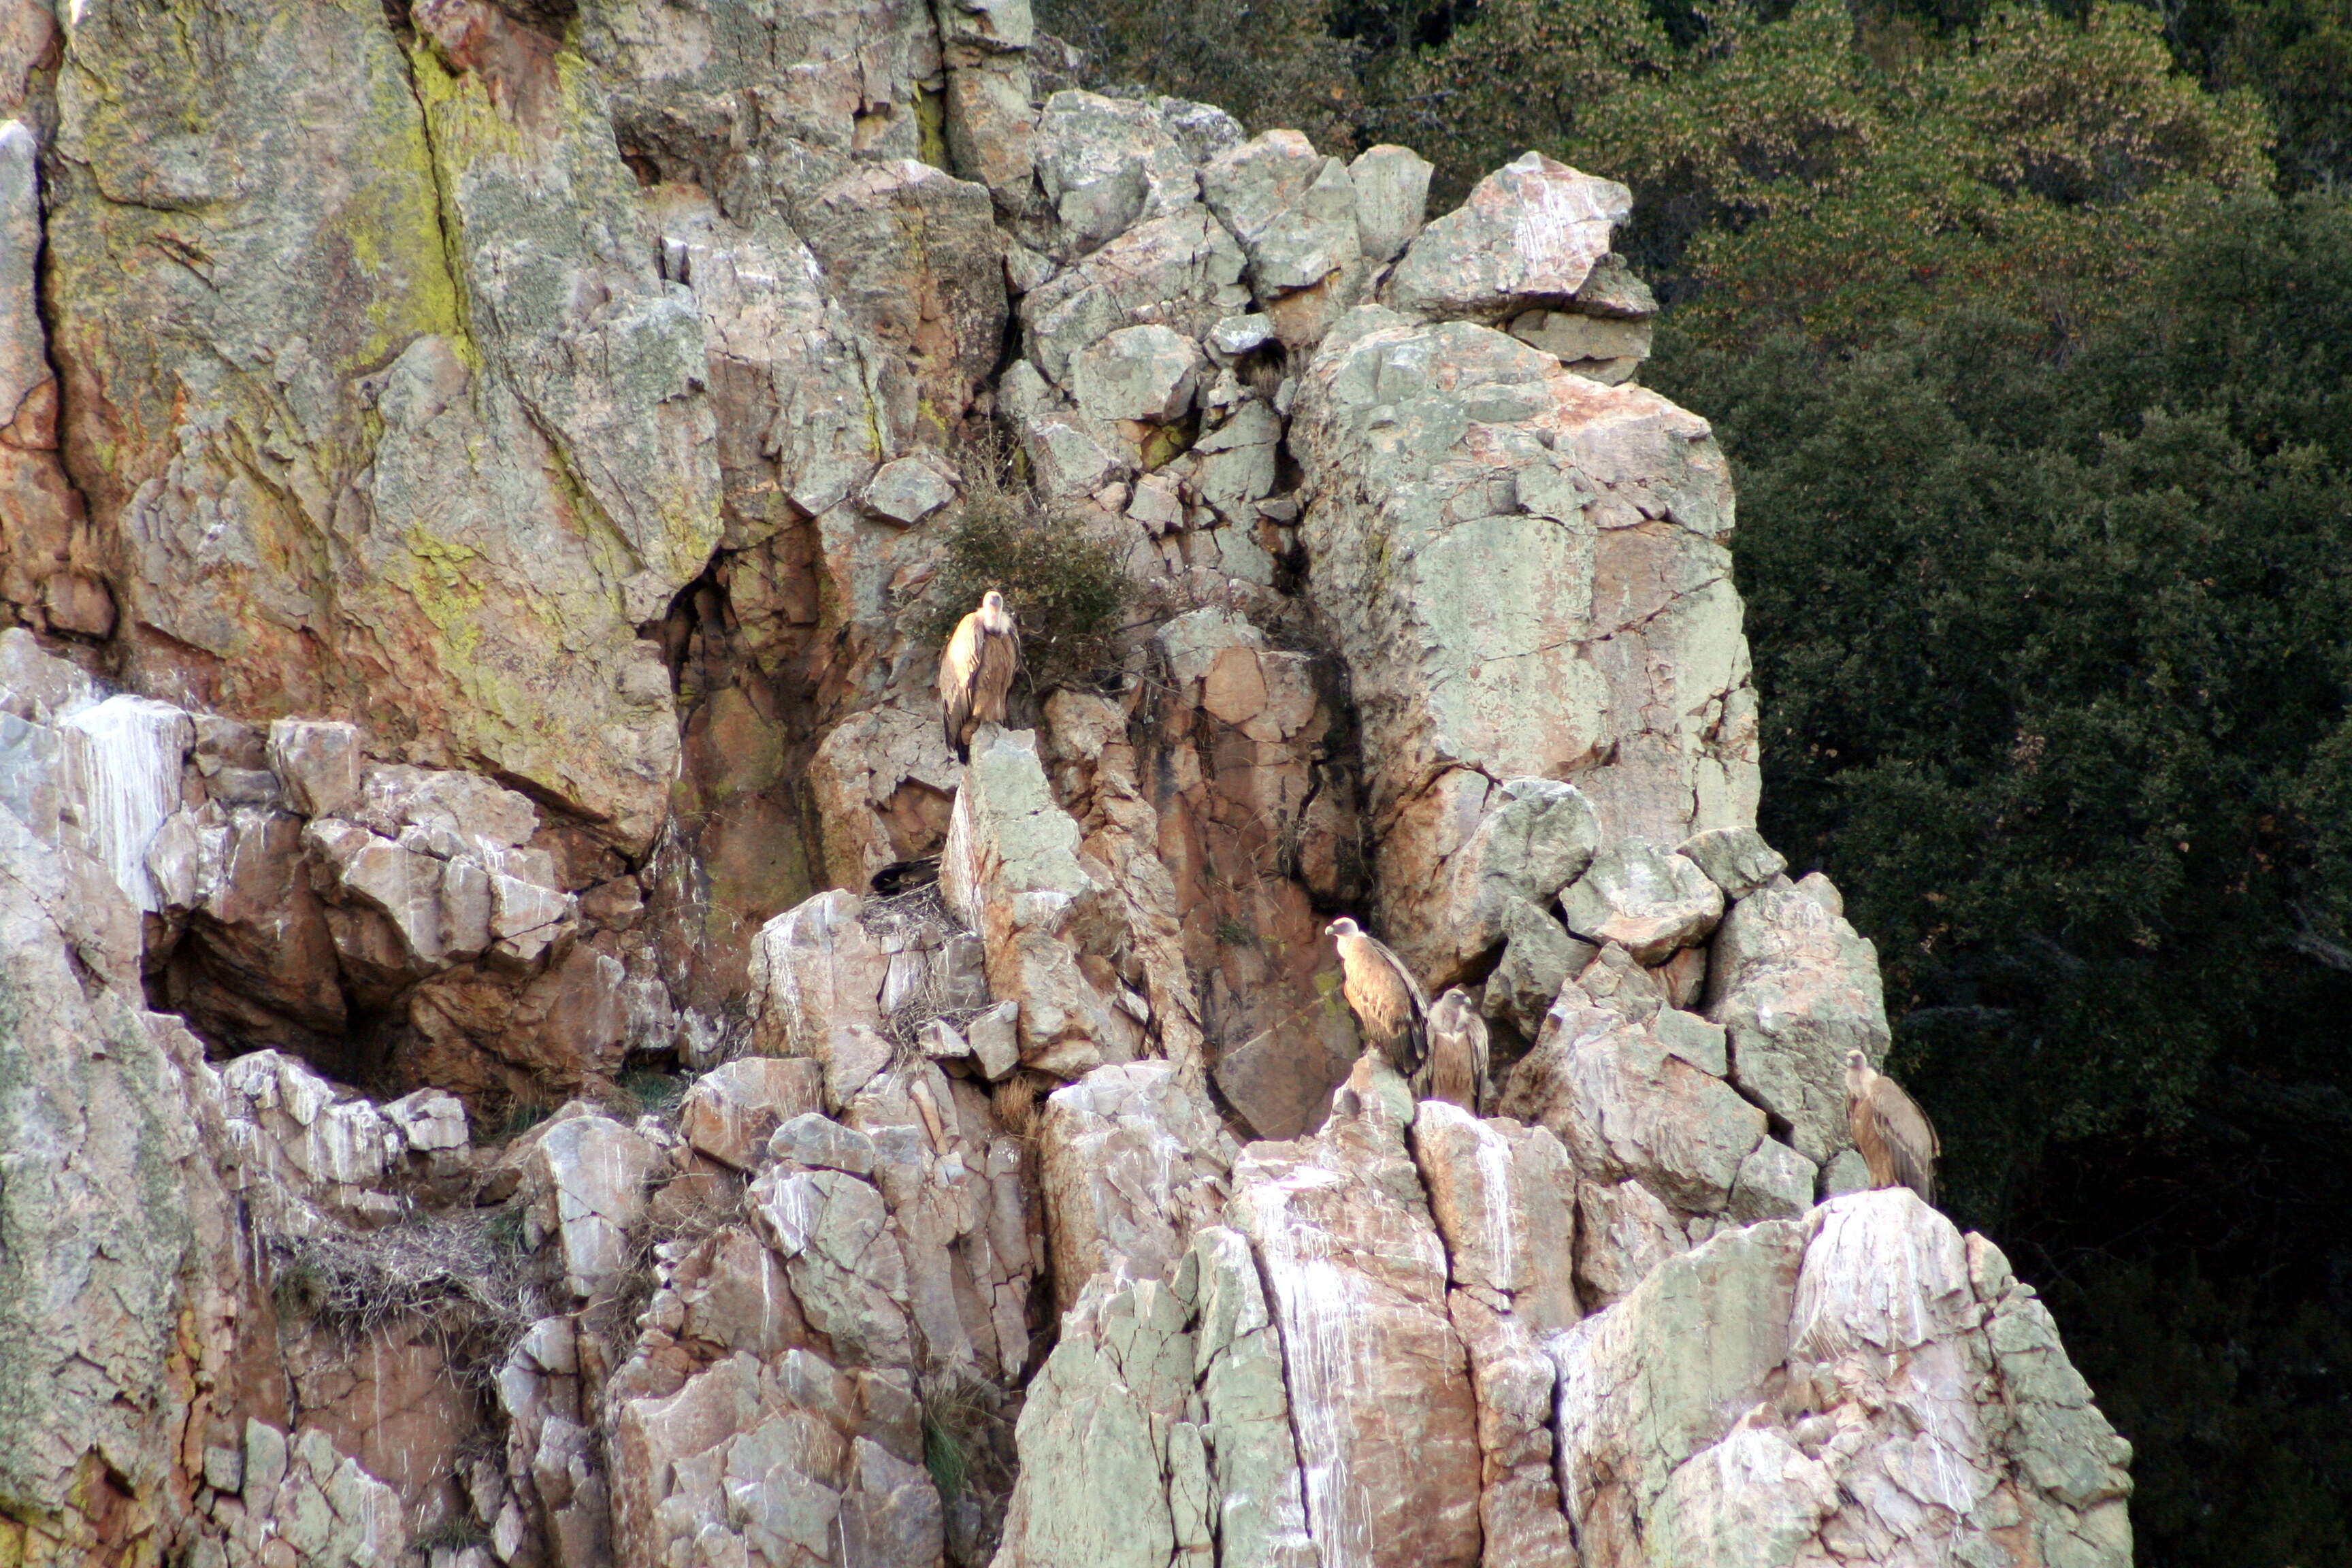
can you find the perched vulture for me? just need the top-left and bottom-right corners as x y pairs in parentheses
(939, 590), (1022, 762)
(1845, 1049), (1940, 1205)
(1420, 986), (1489, 1113)
(1326, 917), (1429, 1077)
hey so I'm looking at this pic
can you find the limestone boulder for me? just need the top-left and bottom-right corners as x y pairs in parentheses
(1575, 1177), (1690, 1309)
(1038, 1060), (1237, 1313)
(521, 1113), (662, 1301)
(941, 725), (1139, 1075)
(1296, 308), (1756, 843)
(1029, 91), (1235, 260)
(56, 693), (193, 912)
(1020, 205), (1250, 385)
(215, 1051), (406, 1230)
(1551, 1192), (2132, 1568)
(1384, 152), (1631, 322)
(1484, 895), (1597, 1039)
(1348, 144), (1434, 266)
(1201, 129), (1367, 344)
(304, 773), (578, 981)
(794, 159), (1008, 438)
(1073, 323), (1207, 425)
(990, 1275), (1196, 1568)
(1381, 773), (1599, 983)
(1507, 307), (1654, 385)
(0, 126), (96, 641)
(1224, 1080), (1484, 1567)
(751, 889), (892, 1060)
(0, 811), (241, 1563)
(266, 718), (363, 819)
(1558, 838), (1724, 963)
(1499, 978), (1763, 1215)
(994, 1222), (1318, 1568)
(47, 0), (708, 852)
(679, 1057), (826, 1171)
(1704, 886), (1892, 1164)
(1411, 1103), (1582, 1332)
(1677, 823), (1789, 899)
(806, 704), (962, 893)
(749, 1162), (917, 1369)
(863, 454), (959, 525)
(609, 1350), (938, 1568)
(209, 1424), (409, 1568)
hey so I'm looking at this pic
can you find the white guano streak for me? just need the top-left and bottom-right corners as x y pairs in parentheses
(60, 694), (189, 913)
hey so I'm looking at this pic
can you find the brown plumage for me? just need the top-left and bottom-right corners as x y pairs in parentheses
(1420, 986), (1489, 1113)
(1845, 1049), (1940, 1205)
(939, 590), (1022, 762)
(1326, 917), (1429, 1078)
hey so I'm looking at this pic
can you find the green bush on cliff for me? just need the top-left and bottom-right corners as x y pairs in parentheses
(915, 439), (1132, 693)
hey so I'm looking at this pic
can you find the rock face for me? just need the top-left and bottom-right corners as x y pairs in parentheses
(1553, 1192), (2134, 1568)
(0, 8), (2129, 1567)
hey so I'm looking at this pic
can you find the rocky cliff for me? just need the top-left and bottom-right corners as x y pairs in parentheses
(0, 0), (2132, 1565)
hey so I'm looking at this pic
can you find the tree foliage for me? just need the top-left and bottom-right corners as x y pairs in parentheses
(1382, 0), (2272, 339)
(1032, 0), (1365, 152)
(1646, 195), (2352, 1558)
(917, 442), (1132, 694)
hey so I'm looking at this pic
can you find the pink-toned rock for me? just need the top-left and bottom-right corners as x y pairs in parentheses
(1226, 1081), (1484, 1568)
(1039, 1061), (1237, 1314)
(678, 1057), (826, 1171)
(941, 725), (1139, 1075)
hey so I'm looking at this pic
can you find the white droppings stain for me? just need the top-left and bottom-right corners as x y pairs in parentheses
(1254, 1175), (1378, 1568)
(1471, 1126), (1518, 1292)
(59, 694), (189, 911)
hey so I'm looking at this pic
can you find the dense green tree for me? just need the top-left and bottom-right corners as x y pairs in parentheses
(1379, 0), (2272, 338)
(1030, 0), (1365, 151)
(1646, 192), (2352, 1562)
(2163, 0), (2352, 191)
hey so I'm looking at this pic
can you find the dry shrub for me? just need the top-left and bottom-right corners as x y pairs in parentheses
(861, 881), (996, 1050)
(604, 1173), (751, 1338)
(269, 1210), (544, 1379)
(989, 1069), (1061, 1141)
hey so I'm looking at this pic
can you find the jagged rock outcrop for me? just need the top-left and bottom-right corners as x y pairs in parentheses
(0, 1), (2130, 1564)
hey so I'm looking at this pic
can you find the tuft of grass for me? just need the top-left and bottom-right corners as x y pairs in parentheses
(497, 1096), (553, 1141)
(616, 1068), (689, 1121)
(919, 1374), (1011, 1507)
(414, 1514), (491, 1553)
(915, 433), (1132, 693)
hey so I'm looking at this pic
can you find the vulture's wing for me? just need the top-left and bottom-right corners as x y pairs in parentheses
(941, 613), (979, 759)
(1421, 991), (1488, 1112)
(1867, 1076), (1940, 1204)
(1362, 932), (1430, 1076)
(975, 621), (1021, 724)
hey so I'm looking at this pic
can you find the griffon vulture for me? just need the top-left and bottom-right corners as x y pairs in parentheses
(1420, 986), (1490, 1113)
(1326, 917), (1429, 1077)
(1845, 1049), (1940, 1204)
(939, 590), (1022, 762)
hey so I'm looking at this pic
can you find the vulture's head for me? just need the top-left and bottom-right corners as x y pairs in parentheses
(982, 589), (1007, 612)
(1432, 986), (1472, 1026)
(1325, 917), (1360, 942)
(1844, 1049), (1871, 1091)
